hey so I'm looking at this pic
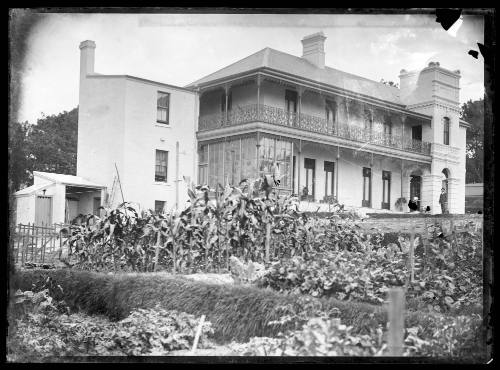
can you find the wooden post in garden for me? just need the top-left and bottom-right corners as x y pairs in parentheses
(409, 222), (415, 283)
(154, 228), (161, 272)
(265, 221), (271, 264)
(422, 218), (430, 278)
(387, 287), (405, 356)
(172, 238), (177, 275)
(190, 314), (206, 355)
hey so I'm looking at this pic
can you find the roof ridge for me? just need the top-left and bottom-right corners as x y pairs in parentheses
(186, 48), (269, 87)
(265, 48), (399, 91)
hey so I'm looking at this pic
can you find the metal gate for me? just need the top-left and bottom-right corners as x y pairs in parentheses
(35, 196), (53, 225)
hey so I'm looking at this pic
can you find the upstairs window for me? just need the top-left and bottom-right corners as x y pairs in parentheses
(157, 92), (170, 124)
(383, 116), (392, 135)
(285, 90), (298, 113)
(443, 117), (450, 145)
(155, 150), (168, 182)
(364, 109), (373, 131)
(325, 100), (337, 129)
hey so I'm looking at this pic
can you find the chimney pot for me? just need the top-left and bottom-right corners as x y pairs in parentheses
(301, 31), (327, 69)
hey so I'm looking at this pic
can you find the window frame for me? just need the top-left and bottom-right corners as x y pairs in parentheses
(157, 91), (170, 125)
(155, 149), (169, 183)
(154, 200), (166, 214)
(443, 117), (450, 145)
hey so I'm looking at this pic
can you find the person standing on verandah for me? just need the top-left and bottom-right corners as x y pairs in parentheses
(439, 188), (448, 214)
(408, 197), (419, 212)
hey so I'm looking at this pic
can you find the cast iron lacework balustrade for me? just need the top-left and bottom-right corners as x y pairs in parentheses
(199, 104), (431, 155)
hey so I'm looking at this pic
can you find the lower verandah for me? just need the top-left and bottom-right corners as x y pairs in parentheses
(198, 133), (429, 211)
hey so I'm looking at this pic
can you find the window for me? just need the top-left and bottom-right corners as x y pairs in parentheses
(285, 90), (297, 126)
(157, 92), (170, 124)
(198, 145), (208, 185)
(155, 150), (168, 182)
(364, 110), (372, 130)
(326, 100), (337, 134)
(155, 200), (165, 214)
(362, 167), (371, 207)
(382, 171), (391, 210)
(324, 161), (335, 197)
(412, 125), (422, 141)
(443, 117), (450, 145)
(221, 91), (232, 112)
(383, 117), (392, 135)
(304, 158), (315, 200)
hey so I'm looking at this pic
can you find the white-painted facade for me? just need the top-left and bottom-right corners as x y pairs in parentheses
(77, 41), (198, 213)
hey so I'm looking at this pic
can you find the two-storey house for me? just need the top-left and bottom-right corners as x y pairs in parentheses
(187, 32), (469, 213)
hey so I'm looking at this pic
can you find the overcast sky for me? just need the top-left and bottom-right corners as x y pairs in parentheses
(15, 12), (485, 124)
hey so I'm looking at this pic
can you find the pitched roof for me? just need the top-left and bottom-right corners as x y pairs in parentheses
(187, 47), (402, 105)
(14, 182), (53, 196)
(33, 171), (105, 188)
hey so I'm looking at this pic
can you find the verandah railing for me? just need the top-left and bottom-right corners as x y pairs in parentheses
(199, 104), (431, 155)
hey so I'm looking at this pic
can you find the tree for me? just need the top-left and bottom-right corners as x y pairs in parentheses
(380, 79), (399, 88)
(8, 120), (31, 192)
(8, 107), (78, 192)
(461, 98), (484, 183)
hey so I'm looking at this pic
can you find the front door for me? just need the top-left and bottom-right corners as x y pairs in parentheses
(324, 161), (335, 199)
(362, 167), (372, 207)
(410, 175), (421, 209)
(35, 196), (53, 226)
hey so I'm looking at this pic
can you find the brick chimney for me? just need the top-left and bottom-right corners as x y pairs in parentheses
(301, 32), (326, 69)
(79, 40), (96, 81)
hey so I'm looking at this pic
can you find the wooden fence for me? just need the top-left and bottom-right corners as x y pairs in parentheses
(358, 214), (483, 235)
(12, 223), (70, 265)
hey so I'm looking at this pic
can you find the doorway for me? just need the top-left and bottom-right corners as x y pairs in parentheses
(410, 175), (421, 208)
(362, 167), (372, 207)
(382, 171), (391, 210)
(304, 158), (315, 201)
(35, 196), (53, 225)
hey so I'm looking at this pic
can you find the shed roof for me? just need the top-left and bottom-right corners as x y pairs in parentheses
(14, 182), (53, 196)
(187, 47), (402, 105)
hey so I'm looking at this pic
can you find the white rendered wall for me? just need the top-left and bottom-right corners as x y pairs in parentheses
(293, 145), (403, 210)
(15, 195), (35, 225)
(121, 79), (197, 212)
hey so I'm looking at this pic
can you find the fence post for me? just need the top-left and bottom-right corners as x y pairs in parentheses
(31, 223), (36, 264)
(409, 222), (415, 283)
(387, 287), (405, 356)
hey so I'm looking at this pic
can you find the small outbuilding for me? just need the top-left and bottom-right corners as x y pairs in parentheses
(13, 171), (106, 226)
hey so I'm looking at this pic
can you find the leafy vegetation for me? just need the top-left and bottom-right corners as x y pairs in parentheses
(258, 224), (482, 314)
(8, 288), (213, 360)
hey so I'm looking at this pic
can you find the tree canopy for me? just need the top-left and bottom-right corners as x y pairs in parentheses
(8, 107), (78, 192)
(461, 98), (484, 183)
